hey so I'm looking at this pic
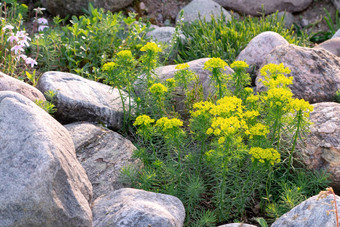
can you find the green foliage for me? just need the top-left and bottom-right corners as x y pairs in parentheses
(175, 12), (309, 63)
(34, 90), (57, 114)
(309, 9), (340, 43)
(31, 3), (152, 80)
(335, 90), (340, 103)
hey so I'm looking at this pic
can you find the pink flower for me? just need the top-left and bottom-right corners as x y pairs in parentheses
(18, 39), (30, 47)
(17, 54), (28, 61)
(38, 25), (49, 32)
(25, 57), (38, 68)
(37, 18), (48, 25)
(7, 34), (19, 43)
(2, 25), (14, 31)
(11, 45), (24, 55)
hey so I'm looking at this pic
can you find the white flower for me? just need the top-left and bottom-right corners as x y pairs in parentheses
(25, 57), (38, 68)
(11, 45), (24, 55)
(37, 18), (48, 25)
(38, 25), (49, 32)
(2, 25), (14, 31)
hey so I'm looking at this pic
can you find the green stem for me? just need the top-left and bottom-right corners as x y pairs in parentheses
(288, 111), (302, 168)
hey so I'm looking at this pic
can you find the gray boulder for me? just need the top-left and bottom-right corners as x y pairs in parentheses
(314, 37), (340, 57)
(176, 0), (231, 23)
(146, 27), (178, 44)
(297, 102), (340, 191)
(0, 71), (45, 102)
(37, 71), (126, 130)
(332, 29), (340, 39)
(256, 44), (340, 103)
(65, 122), (139, 200)
(92, 188), (185, 227)
(0, 91), (92, 227)
(214, 0), (312, 15)
(272, 194), (340, 227)
(271, 11), (294, 28)
(236, 31), (289, 77)
(41, 0), (133, 17)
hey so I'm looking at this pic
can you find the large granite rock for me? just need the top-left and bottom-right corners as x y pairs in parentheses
(236, 31), (289, 77)
(256, 44), (340, 103)
(0, 91), (92, 226)
(0, 71), (45, 102)
(65, 122), (139, 200)
(214, 0), (313, 16)
(92, 188), (185, 227)
(41, 0), (133, 17)
(314, 37), (340, 57)
(297, 102), (340, 191)
(176, 0), (231, 23)
(272, 194), (340, 227)
(37, 71), (126, 130)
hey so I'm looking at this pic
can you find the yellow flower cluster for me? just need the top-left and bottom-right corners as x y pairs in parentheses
(248, 123), (269, 139)
(102, 62), (116, 71)
(149, 83), (168, 95)
(260, 63), (291, 77)
(230, 61), (249, 69)
(246, 94), (259, 103)
(243, 110), (260, 119)
(117, 50), (133, 59)
(266, 88), (293, 107)
(133, 115), (155, 127)
(191, 101), (214, 117)
(140, 42), (162, 53)
(155, 117), (183, 131)
(166, 78), (176, 88)
(289, 98), (314, 112)
(289, 98), (314, 117)
(203, 57), (228, 71)
(208, 116), (241, 136)
(249, 147), (281, 165)
(261, 74), (293, 89)
(175, 63), (190, 70)
(210, 96), (243, 116)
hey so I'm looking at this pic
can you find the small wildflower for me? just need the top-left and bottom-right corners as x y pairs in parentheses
(7, 34), (19, 43)
(11, 45), (24, 55)
(25, 57), (38, 68)
(102, 62), (116, 71)
(260, 63), (291, 77)
(175, 63), (190, 70)
(140, 42), (162, 53)
(117, 50), (133, 59)
(2, 25), (14, 31)
(37, 18), (48, 25)
(230, 61), (249, 69)
(249, 147), (281, 166)
(155, 117), (183, 131)
(133, 115), (155, 127)
(38, 25), (49, 32)
(203, 57), (228, 71)
(149, 83), (168, 95)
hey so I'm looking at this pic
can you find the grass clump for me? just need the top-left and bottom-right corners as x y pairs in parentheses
(175, 13), (310, 64)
